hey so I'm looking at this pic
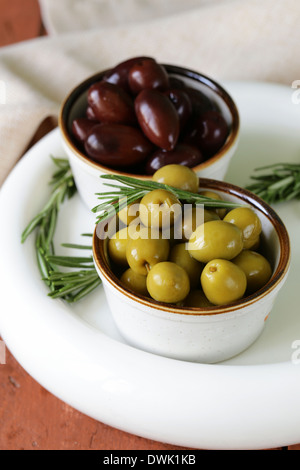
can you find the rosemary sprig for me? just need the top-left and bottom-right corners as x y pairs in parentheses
(92, 174), (244, 223)
(246, 163), (300, 204)
(45, 249), (100, 302)
(21, 157), (101, 302)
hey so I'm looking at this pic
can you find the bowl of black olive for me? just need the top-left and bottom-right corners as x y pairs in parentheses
(59, 56), (240, 209)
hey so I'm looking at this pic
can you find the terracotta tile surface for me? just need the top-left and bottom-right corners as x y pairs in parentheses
(0, 343), (190, 450)
(0, 0), (43, 46)
(0, 0), (297, 451)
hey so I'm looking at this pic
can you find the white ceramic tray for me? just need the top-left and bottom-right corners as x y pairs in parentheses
(0, 81), (300, 450)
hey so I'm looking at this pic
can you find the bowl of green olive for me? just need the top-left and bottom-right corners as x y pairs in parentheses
(59, 56), (240, 209)
(92, 164), (290, 364)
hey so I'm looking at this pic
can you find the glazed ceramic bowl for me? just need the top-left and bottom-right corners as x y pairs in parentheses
(59, 64), (240, 210)
(92, 178), (291, 364)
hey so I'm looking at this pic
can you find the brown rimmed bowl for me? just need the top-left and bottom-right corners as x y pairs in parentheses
(59, 64), (240, 209)
(92, 178), (290, 364)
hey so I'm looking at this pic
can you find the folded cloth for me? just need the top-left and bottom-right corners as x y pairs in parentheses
(39, 0), (210, 33)
(1, 0), (299, 186)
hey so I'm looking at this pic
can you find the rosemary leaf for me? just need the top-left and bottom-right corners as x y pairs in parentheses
(45, 255), (94, 268)
(46, 270), (94, 281)
(71, 278), (102, 303)
(246, 162), (300, 204)
(48, 274), (99, 299)
(61, 243), (93, 250)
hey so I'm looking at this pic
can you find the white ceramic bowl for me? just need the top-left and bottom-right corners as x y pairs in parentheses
(92, 178), (290, 364)
(59, 64), (240, 210)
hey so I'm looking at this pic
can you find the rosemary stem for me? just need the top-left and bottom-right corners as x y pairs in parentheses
(21, 157), (101, 303)
(92, 174), (244, 224)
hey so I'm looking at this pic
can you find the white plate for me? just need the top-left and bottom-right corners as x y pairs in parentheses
(0, 81), (300, 450)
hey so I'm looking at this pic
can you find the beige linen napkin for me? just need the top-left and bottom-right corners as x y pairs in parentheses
(39, 0), (211, 33)
(1, 0), (300, 186)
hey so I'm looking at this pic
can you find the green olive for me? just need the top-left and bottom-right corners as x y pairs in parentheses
(120, 268), (148, 296)
(146, 261), (190, 303)
(139, 189), (181, 229)
(201, 259), (247, 305)
(199, 190), (227, 219)
(180, 206), (220, 242)
(247, 235), (260, 251)
(184, 290), (213, 308)
(108, 227), (130, 266)
(223, 207), (262, 249)
(169, 242), (203, 288)
(188, 220), (244, 263)
(126, 228), (170, 275)
(153, 164), (199, 193)
(232, 250), (272, 294)
(118, 199), (141, 226)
